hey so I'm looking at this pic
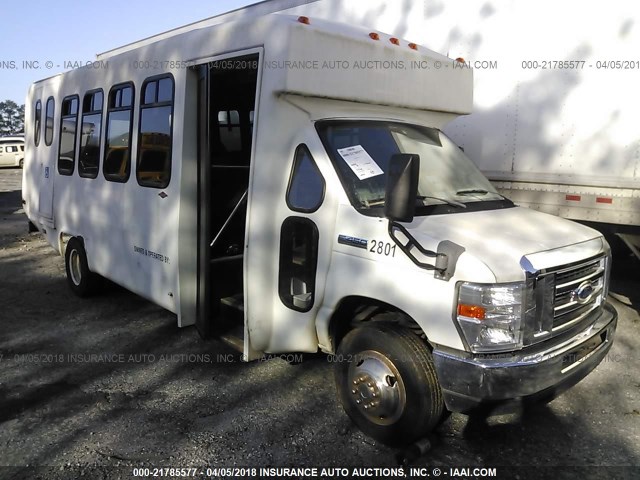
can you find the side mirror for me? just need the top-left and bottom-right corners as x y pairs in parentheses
(385, 153), (420, 222)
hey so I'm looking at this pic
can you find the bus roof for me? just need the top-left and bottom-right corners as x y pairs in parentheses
(33, 14), (473, 115)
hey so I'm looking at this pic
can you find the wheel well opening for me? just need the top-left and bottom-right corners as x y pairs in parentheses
(59, 233), (84, 256)
(329, 296), (428, 352)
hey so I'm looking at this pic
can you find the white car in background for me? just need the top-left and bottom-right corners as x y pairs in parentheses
(0, 136), (25, 168)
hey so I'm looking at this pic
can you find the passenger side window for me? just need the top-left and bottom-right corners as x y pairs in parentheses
(137, 75), (174, 188)
(58, 96), (79, 175)
(78, 90), (104, 179)
(104, 83), (134, 182)
(45, 97), (55, 146)
(286, 145), (325, 213)
(34, 100), (42, 147)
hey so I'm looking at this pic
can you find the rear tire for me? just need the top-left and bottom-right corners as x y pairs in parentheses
(334, 322), (444, 446)
(19, 159), (24, 168)
(64, 237), (100, 297)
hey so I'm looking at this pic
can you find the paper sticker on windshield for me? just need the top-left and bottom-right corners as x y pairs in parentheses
(337, 145), (384, 180)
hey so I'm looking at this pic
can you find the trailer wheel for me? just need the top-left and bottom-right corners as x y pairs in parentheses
(65, 237), (100, 297)
(335, 322), (444, 446)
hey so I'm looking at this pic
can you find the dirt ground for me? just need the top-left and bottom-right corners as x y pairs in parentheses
(0, 167), (639, 480)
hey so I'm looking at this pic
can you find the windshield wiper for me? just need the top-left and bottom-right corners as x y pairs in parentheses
(362, 195), (466, 209)
(363, 198), (385, 207)
(456, 189), (489, 195)
(418, 195), (466, 208)
(456, 189), (511, 202)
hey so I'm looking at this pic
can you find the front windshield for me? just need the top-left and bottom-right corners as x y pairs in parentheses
(317, 121), (506, 215)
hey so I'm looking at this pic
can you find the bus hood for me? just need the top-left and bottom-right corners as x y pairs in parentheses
(408, 206), (603, 282)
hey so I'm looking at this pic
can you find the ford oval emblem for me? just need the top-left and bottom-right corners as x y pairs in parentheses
(573, 281), (595, 304)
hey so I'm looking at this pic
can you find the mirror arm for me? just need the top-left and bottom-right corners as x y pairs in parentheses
(388, 220), (448, 273)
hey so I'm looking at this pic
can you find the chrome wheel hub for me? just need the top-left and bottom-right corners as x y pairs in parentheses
(348, 350), (406, 425)
(69, 249), (82, 286)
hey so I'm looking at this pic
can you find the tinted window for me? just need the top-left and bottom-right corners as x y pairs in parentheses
(158, 77), (173, 102)
(34, 100), (42, 146)
(137, 75), (174, 188)
(104, 84), (134, 182)
(45, 97), (55, 146)
(78, 90), (103, 179)
(58, 95), (79, 175)
(287, 145), (325, 213)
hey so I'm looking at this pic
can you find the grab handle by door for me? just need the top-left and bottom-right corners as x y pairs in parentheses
(210, 190), (248, 248)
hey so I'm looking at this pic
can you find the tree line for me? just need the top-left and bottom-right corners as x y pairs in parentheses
(0, 100), (25, 136)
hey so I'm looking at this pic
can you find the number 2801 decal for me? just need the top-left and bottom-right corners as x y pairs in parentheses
(369, 240), (397, 257)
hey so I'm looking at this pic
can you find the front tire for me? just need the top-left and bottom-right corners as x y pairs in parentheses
(65, 237), (100, 297)
(334, 322), (444, 446)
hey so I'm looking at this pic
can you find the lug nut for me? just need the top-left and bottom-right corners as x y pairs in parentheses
(356, 399), (361, 404)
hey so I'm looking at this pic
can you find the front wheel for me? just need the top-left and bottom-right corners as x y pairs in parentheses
(65, 237), (100, 297)
(334, 322), (444, 445)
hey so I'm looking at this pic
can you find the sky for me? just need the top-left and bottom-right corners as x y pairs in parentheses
(0, 0), (256, 104)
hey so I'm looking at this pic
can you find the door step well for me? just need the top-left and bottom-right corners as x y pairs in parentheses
(215, 294), (245, 352)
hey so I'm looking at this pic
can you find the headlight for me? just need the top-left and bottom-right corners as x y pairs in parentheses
(456, 282), (528, 353)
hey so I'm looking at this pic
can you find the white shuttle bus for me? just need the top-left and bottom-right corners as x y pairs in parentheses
(23, 14), (617, 445)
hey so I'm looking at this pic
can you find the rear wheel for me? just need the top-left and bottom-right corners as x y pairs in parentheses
(19, 159), (24, 168)
(334, 322), (444, 445)
(65, 237), (100, 297)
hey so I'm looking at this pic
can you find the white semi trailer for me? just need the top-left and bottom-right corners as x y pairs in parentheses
(141, 0), (640, 259)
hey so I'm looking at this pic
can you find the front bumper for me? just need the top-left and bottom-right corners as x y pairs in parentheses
(433, 302), (617, 414)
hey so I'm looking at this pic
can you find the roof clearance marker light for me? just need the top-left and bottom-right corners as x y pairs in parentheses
(390, 37), (400, 45)
(566, 194), (581, 201)
(298, 16), (310, 24)
(408, 43), (418, 50)
(458, 304), (486, 320)
(455, 57), (465, 63)
(369, 32), (380, 40)
(596, 197), (613, 204)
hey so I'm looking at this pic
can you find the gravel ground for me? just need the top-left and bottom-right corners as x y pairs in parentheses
(0, 167), (639, 480)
